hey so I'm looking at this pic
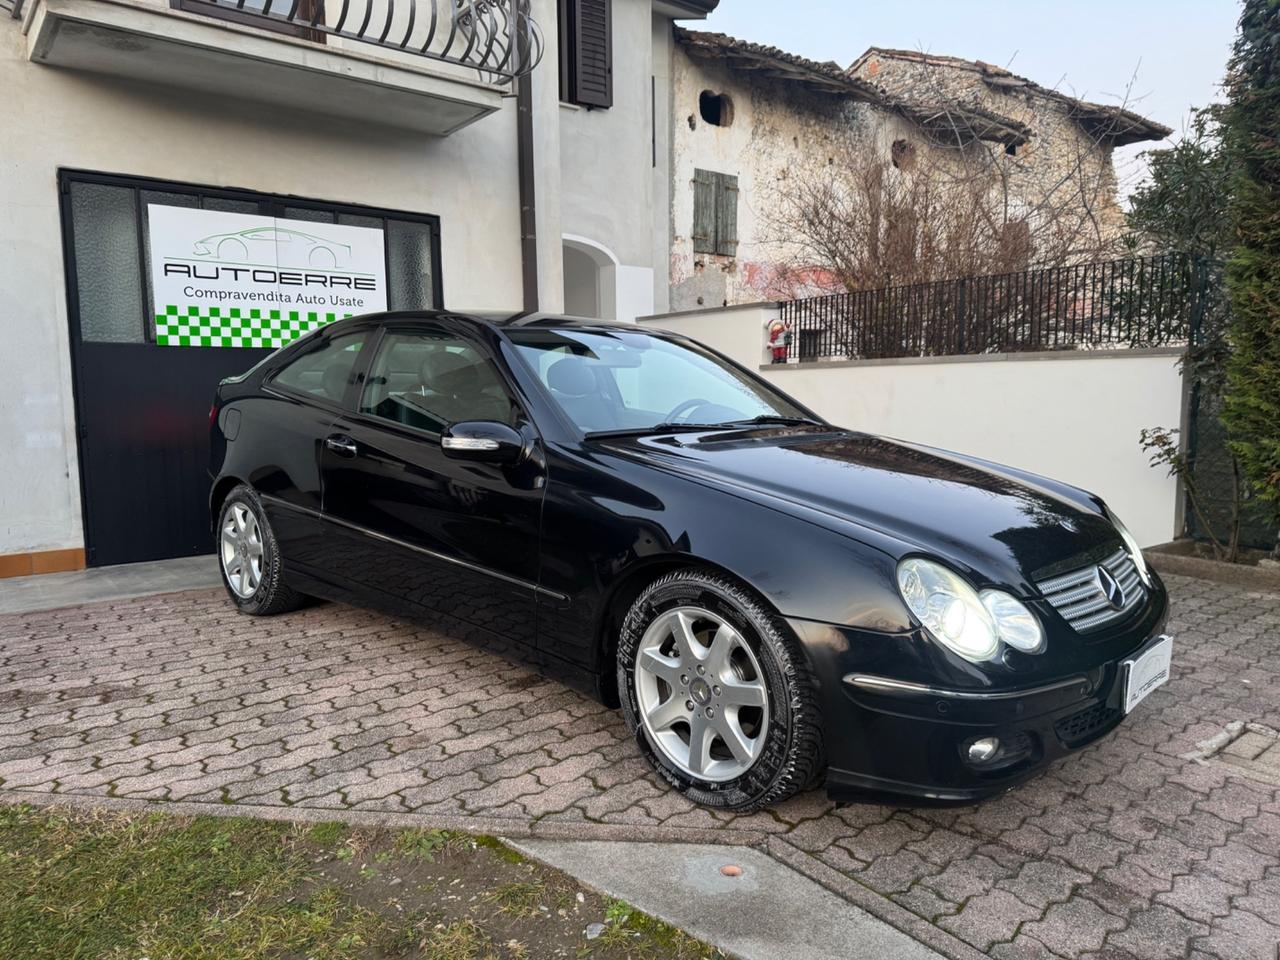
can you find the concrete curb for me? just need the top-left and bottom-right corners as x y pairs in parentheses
(765, 838), (988, 960)
(1148, 548), (1280, 594)
(0, 787), (771, 848)
(508, 837), (944, 960)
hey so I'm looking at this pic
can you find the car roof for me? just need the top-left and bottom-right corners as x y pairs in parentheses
(323, 309), (666, 337)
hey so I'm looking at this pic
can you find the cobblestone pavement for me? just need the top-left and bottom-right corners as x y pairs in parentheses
(1, 574), (1278, 960)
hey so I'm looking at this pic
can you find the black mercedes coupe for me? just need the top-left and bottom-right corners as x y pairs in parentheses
(209, 311), (1173, 810)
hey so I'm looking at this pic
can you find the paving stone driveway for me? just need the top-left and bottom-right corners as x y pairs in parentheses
(1, 573), (1278, 960)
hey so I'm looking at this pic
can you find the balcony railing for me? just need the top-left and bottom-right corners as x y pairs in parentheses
(10, 0), (544, 83)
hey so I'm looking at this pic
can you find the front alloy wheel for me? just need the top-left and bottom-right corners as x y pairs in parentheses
(634, 606), (770, 781)
(618, 570), (825, 811)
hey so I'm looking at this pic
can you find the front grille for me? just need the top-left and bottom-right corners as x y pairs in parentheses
(1055, 702), (1122, 746)
(1035, 547), (1145, 633)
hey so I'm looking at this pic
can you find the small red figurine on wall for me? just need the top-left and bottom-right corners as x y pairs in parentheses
(767, 319), (791, 364)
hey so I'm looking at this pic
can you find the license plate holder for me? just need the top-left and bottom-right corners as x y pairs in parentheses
(1123, 635), (1173, 714)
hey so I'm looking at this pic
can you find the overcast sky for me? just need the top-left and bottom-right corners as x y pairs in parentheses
(698, 0), (1241, 198)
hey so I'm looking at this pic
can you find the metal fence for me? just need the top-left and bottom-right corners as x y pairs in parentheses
(780, 254), (1209, 362)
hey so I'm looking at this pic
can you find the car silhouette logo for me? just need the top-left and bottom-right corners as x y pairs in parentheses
(191, 227), (352, 270)
(1094, 565), (1125, 610)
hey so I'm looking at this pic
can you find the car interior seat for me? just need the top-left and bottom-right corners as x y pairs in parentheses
(545, 356), (605, 430)
(322, 363), (350, 403)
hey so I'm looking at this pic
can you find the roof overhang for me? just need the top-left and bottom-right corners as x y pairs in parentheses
(654, 0), (719, 19)
(852, 45), (1171, 146)
(676, 28), (881, 99)
(898, 103), (1032, 148)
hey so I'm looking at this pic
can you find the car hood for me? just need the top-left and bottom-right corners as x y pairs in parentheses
(616, 427), (1119, 591)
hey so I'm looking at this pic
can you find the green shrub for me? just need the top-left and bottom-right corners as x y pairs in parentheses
(1222, 0), (1280, 545)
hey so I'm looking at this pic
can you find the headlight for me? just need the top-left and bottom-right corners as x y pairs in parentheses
(1106, 507), (1152, 586)
(980, 590), (1045, 653)
(897, 558), (999, 663)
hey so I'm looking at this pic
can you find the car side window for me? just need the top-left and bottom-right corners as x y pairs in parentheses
(359, 330), (519, 433)
(270, 332), (366, 404)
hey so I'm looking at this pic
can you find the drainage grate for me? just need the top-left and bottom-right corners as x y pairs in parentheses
(1055, 702), (1122, 746)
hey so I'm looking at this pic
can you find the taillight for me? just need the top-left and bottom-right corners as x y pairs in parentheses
(209, 403), (219, 429)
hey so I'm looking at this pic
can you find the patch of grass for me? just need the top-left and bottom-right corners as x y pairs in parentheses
(604, 897), (633, 925)
(394, 827), (463, 861)
(0, 805), (391, 960)
(485, 879), (546, 918)
(592, 895), (717, 959)
(0, 805), (728, 960)
(418, 918), (503, 960)
(306, 821), (347, 847)
(474, 834), (526, 864)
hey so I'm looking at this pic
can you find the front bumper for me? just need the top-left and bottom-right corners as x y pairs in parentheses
(809, 628), (1172, 804)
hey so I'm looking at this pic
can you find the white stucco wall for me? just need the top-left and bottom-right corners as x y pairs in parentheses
(640, 308), (1185, 548)
(556, 0), (660, 324)
(0, 14), (543, 556)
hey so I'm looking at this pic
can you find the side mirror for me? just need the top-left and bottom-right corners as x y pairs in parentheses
(441, 421), (526, 465)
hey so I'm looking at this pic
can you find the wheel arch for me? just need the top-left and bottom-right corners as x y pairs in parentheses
(594, 554), (791, 708)
(209, 475), (248, 529)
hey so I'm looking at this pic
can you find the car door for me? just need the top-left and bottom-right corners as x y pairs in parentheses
(318, 322), (545, 649)
(252, 328), (370, 574)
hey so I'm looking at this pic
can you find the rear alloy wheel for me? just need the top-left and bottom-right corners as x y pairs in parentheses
(618, 570), (825, 811)
(221, 501), (264, 600)
(217, 484), (305, 616)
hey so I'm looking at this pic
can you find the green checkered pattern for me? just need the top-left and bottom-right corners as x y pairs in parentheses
(154, 305), (353, 348)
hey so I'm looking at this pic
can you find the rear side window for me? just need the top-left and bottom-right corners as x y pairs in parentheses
(359, 330), (518, 433)
(270, 332), (365, 403)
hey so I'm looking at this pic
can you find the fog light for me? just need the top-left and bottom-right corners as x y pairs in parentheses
(967, 737), (1001, 763)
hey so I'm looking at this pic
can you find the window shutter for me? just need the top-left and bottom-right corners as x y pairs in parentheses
(572, 0), (612, 109)
(692, 169), (716, 255)
(716, 173), (739, 258)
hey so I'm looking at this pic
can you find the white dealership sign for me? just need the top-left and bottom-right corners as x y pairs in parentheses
(147, 205), (387, 348)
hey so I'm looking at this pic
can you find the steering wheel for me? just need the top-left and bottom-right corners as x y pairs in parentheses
(664, 398), (713, 423)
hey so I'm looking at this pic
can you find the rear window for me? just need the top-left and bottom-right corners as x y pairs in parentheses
(270, 332), (366, 403)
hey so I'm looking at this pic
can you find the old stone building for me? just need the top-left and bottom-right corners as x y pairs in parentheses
(668, 31), (1171, 311)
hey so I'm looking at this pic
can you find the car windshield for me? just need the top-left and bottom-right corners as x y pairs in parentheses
(507, 327), (818, 436)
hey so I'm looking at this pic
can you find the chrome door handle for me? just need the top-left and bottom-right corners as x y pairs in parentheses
(325, 435), (358, 458)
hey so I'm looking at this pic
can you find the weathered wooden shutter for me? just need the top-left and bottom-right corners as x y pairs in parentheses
(715, 173), (739, 257)
(572, 0), (612, 108)
(692, 168), (716, 255)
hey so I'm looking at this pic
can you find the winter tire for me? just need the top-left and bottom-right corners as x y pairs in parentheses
(217, 484), (306, 616)
(617, 569), (825, 811)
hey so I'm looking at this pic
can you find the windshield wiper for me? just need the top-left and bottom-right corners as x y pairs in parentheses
(585, 415), (824, 440)
(585, 422), (739, 440)
(721, 415), (825, 427)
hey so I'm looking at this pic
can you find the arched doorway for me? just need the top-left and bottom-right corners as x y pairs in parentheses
(562, 235), (617, 320)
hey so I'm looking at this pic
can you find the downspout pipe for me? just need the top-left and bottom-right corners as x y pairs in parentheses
(517, 70), (539, 314)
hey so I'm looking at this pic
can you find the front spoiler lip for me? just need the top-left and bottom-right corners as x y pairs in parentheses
(825, 765), (1042, 805)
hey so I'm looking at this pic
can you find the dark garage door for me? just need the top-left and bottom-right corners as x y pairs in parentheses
(60, 170), (443, 567)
